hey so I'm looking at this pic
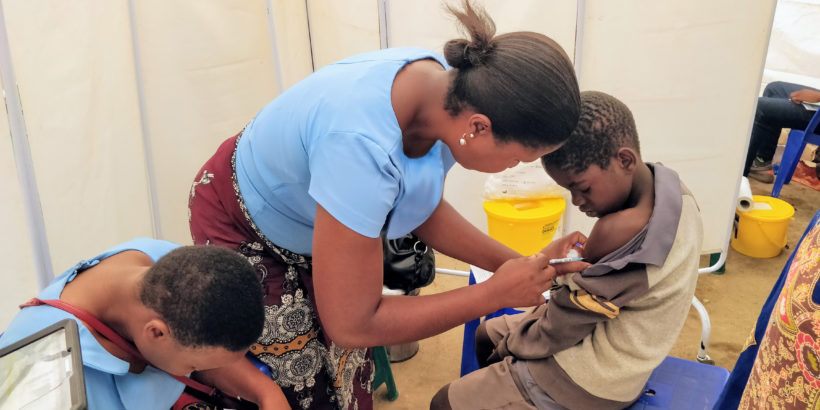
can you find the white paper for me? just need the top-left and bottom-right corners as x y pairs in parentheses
(737, 176), (754, 212)
(752, 202), (773, 211)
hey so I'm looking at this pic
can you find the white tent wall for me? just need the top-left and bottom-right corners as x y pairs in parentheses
(0, 76), (38, 329)
(306, 0), (381, 69)
(266, 0), (315, 89)
(573, 0), (777, 253)
(763, 0), (820, 88)
(130, 0), (312, 244)
(4, 1), (155, 273)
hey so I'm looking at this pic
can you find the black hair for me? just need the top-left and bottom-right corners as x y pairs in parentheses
(140, 246), (264, 352)
(541, 90), (640, 174)
(443, 0), (580, 148)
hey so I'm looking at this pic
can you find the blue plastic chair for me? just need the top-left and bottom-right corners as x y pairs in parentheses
(771, 109), (820, 198)
(628, 356), (729, 410)
(459, 270), (523, 376)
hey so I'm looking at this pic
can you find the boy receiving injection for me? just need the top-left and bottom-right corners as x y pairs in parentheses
(432, 91), (703, 410)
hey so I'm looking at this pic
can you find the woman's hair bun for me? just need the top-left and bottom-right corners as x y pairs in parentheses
(443, 38), (492, 69)
(443, 0), (496, 70)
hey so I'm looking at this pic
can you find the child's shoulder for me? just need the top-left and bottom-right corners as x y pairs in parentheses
(585, 207), (651, 262)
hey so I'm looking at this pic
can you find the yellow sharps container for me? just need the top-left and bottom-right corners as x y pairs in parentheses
(483, 197), (566, 256)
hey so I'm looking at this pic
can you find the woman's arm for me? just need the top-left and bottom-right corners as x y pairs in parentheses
(312, 204), (556, 348)
(412, 199), (519, 271)
(416, 199), (589, 275)
(194, 358), (291, 410)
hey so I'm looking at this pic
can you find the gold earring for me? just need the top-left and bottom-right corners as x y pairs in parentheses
(460, 133), (468, 146)
(469, 133), (475, 138)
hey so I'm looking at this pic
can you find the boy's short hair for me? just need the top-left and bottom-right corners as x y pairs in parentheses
(140, 246), (264, 352)
(542, 91), (640, 174)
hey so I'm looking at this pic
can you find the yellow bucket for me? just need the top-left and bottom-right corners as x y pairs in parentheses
(483, 197), (566, 256)
(730, 195), (794, 258)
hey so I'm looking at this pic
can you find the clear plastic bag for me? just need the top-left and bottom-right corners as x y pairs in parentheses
(483, 161), (567, 200)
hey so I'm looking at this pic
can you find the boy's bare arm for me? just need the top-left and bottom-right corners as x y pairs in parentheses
(584, 207), (650, 263)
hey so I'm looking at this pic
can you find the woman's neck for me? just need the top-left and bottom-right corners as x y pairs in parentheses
(392, 60), (451, 157)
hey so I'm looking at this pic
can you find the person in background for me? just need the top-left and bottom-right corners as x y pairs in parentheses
(744, 81), (820, 183)
(187, 0), (586, 408)
(432, 91), (703, 410)
(0, 239), (291, 409)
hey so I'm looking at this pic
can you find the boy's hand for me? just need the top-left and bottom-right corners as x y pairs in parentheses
(539, 231), (587, 259)
(539, 231), (590, 275)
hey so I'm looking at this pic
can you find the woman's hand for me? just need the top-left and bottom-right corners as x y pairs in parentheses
(539, 231), (590, 275)
(487, 253), (555, 308)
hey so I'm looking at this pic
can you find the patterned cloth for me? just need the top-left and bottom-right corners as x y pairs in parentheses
(189, 134), (373, 410)
(739, 224), (820, 409)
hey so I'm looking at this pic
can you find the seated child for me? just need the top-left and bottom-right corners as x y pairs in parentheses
(431, 91), (703, 410)
(0, 238), (290, 409)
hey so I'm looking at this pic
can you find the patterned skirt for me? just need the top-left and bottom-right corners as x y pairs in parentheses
(188, 134), (373, 410)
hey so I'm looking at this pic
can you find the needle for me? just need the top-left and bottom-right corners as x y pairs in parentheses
(549, 256), (585, 264)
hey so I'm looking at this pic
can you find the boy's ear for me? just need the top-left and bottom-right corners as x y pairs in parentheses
(144, 319), (171, 342)
(615, 147), (638, 173)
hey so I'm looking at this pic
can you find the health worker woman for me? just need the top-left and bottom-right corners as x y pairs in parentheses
(188, 1), (586, 408)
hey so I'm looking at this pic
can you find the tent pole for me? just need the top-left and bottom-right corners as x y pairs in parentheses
(0, 0), (54, 288)
(265, 0), (286, 93)
(378, 0), (391, 49)
(127, 0), (163, 239)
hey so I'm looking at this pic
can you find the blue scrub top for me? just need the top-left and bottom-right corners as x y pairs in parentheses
(0, 238), (185, 410)
(235, 47), (456, 255)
